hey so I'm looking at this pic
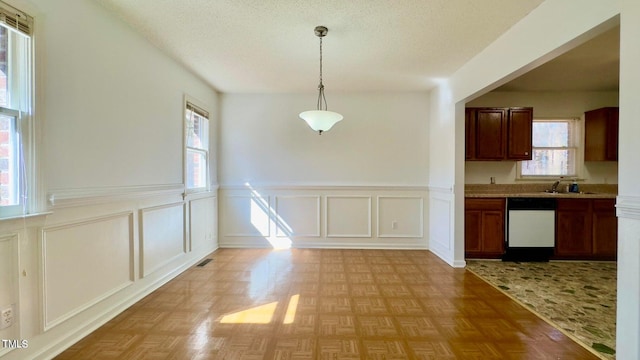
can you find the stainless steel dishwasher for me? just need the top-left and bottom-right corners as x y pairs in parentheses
(503, 197), (557, 261)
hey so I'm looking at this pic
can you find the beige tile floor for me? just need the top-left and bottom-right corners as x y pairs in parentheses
(55, 249), (600, 359)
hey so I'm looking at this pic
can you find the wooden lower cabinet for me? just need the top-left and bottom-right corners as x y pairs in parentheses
(592, 199), (618, 258)
(555, 199), (592, 257)
(465, 198), (505, 259)
(554, 198), (617, 260)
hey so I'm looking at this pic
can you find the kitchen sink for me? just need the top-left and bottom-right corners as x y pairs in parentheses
(541, 190), (566, 195)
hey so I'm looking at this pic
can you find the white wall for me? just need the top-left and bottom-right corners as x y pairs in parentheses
(468, 91), (619, 118)
(427, 85), (464, 266)
(0, 0), (219, 359)
(465, 91), (619, 184)
(220, 92), (429, 187)
(218, 93), (430, 249)
(40, 0), (218, 191)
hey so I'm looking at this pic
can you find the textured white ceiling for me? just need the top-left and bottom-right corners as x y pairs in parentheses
(95, 0), (545, 93)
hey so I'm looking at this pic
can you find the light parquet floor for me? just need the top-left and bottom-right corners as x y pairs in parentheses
(55, 249), (600, 359)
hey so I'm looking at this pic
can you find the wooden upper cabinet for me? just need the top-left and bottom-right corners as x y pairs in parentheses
(507, 107), (533, 160)
(584, 107), (619, 161)
(465, 107), (532, 161)
(475, 108), (507, 160)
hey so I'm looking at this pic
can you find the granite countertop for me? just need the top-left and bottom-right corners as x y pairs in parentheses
(465, 183), (617, 199)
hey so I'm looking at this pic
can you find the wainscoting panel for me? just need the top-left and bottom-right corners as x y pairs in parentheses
(222, 195), (270, 237)
(377, 196), (424, 238)
(139, 203), (186, 278)
(189, 195), (218, 253)
(0, 233), (19, 344)
(7, 186), (217, 360)
(428, 187), (454, 264)
(219, 186), (428, 248)
(326, 196), (372, 238)
(41, 212), (134, 330)
(275, 195), (321, 237)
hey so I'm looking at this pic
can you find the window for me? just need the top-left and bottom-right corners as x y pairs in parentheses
(185, 101), (209, 191)
(519, 119), (579, 177)
(0, 2), (33, 217)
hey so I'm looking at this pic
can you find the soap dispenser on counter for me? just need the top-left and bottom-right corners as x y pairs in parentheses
(569, 179), (580, 193)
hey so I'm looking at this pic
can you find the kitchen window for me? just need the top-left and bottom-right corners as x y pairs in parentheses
(185, 101), (209, 191)
(518, 119), (579, 178)
(0, 2), (34, 217)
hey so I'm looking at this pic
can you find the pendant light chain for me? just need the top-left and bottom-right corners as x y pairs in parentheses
(319, 35), (323, 87)
(317, 34), (327, 111)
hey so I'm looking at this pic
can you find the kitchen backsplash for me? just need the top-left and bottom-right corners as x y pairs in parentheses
(465, 161), (618, 185)
(465, 183), (618, 195)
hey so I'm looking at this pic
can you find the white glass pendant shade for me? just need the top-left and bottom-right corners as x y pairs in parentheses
(299, 110), (343, 133)
(300, 26), (343, 135)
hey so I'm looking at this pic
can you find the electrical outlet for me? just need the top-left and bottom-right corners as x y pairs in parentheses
(1, 305), (14, 329)
(392, 221), (398, 230)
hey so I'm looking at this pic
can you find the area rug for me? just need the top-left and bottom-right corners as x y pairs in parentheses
(465, 260), (616, 359)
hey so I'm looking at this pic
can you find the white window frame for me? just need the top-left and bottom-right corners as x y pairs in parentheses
(184, 96), (210, 193)
(517, 118), (583, 180)
(0, 1), (36, 219)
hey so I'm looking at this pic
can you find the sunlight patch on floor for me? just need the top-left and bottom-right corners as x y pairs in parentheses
(220, 301), (278, 324)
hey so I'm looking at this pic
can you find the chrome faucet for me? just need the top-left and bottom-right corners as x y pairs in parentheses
(551, 180), (560, 193)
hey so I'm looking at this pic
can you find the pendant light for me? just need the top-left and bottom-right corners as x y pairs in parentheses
(299, 26), (343, 135)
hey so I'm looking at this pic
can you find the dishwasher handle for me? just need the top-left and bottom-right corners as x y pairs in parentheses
(507, 197), (557, 210)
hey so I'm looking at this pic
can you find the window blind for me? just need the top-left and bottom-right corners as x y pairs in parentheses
(0, 1), (32, 36)
(187, 102), (209, 119)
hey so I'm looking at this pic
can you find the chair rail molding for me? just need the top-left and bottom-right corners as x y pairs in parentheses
(47, 184), (185, 209)
(219, 184), (429, 192)
(617, 195), (640, 220)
